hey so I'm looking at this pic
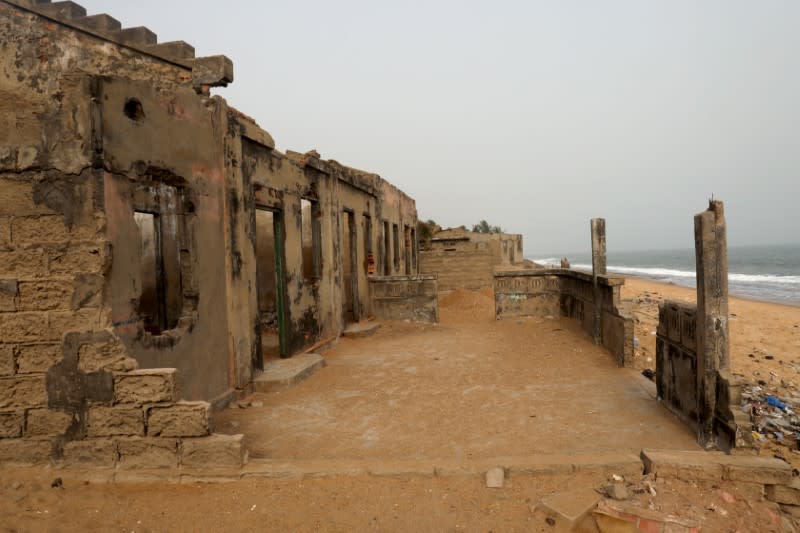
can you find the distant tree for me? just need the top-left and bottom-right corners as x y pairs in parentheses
(472, 220), (503, 234)
(417, 218), (439, 250)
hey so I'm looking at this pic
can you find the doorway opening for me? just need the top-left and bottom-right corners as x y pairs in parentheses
(255, 207), (286, 362)
(342, 210), (359, 323)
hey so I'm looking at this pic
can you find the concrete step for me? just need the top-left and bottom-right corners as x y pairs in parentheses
(240, 451), (642, 480)
(641, 448), (792, 485)
(342, 321), (381, 338)
(253, 353), (325, 392)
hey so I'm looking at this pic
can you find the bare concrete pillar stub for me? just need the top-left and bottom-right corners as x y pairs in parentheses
(591, 218), (607, 345)
(694, 200), (729, 447)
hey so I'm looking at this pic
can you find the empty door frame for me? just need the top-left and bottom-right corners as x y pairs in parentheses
(255, 206), (287, 362)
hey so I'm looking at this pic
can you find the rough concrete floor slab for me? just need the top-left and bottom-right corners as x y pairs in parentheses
(215, 311), (699, 461)
(254, 353), (325, 392)
(342, 321), (381, 338)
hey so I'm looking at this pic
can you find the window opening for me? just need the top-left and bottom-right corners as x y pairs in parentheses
(301, 199), (321, 280)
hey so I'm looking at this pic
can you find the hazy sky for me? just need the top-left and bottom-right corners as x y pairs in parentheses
(78, 1), (800, 256)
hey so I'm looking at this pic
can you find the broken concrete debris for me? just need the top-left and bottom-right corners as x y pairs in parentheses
(485, 467), (504, 488)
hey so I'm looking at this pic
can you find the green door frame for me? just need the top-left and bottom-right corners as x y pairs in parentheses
(272, 212), (287, 357)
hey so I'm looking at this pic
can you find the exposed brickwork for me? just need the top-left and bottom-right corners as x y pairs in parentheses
(17, 280), (74, 311)
(181, 434), (246, 468)
(147, 402), (211, 437)
(0, 343), (14, 375)
(0, 249), (48, 278)
(62, 438), (118, 467)
(87, 405), (145, 437)
(11, 215), (100, 246)
(0, 312), (48, 343)
(0, 279), (17, 311)
(0, 412), (23, 437)
(0, 437), (52, 464)
(117, 437), (179, 470)
(25, 408), (73, 437)
(0, 375), (47, 410)
(114, 369), (176, 405)
(16, 343), (62, 374)
(0, 216), (10, 246)
(77, 338), (136, 373)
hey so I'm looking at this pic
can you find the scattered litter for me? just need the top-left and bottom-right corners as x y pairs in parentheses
(641, 369), (655, 381)
(50, 478), (62, 489)
(744, 384), (800, 447)
(611, 474), (624, 482)
(766, 396), (787, 411)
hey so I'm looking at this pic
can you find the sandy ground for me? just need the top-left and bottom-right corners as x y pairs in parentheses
(2, 281), (799, 531)
(1, 467), (792, 532)
(215, 288), (697, 460)
(623, 276), (800, 472)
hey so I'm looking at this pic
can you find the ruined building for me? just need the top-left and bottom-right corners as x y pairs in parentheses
(420, 227), (526, 291)
(0, 0), (418, 466)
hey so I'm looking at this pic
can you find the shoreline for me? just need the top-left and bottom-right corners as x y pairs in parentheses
(620, 274), (800, 393)
(621, 274), (800, 310)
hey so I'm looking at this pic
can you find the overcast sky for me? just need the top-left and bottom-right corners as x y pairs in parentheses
(79, 1), (800, 256)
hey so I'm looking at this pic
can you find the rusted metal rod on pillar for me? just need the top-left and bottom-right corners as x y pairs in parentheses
(694, 200), (729, 447)
(591, 218), (607, 345)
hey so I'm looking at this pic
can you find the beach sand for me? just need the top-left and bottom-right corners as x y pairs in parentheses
(622, 276), (800, 384)
(623, 276), (800, 469)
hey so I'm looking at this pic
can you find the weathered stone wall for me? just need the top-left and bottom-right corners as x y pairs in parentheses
(368, 275), (438, 323)
(419, 248), (494, 291)
(419, 230), (524, 291)
(494, 269), (634, 365)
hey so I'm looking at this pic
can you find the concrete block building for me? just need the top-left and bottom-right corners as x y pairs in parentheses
(0, 0), (417, 466)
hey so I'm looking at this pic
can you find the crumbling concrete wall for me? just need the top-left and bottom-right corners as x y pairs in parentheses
(0, 0), (247, 468)
(655, 201), (749, 451)
(0, 0), (417, 468)
(420, 229), (524, 291)
(368, 275), (439, 323)
(494, 269), (634, 365)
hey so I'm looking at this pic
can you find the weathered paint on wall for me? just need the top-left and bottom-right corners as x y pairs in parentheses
(368, 275), (438, 323)
(0, 0), (418, 465)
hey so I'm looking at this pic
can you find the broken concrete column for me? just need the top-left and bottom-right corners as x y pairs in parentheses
(694, 200), (729, 447)
(591, 218), (607, 345)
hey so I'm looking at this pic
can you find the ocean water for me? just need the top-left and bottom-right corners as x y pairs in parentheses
(532, 243), (800, 306)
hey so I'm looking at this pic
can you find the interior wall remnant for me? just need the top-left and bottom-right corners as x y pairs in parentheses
(419, 228), (525, 291)
(368, 275), (439, 323)
(493, 269), (634, 366)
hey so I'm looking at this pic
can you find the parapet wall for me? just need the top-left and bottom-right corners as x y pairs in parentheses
(368, 275), (438, 323)
(494, 269), (634, 365)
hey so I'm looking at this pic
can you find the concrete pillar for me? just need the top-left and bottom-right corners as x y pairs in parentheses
(694, 200), (729, 446)
(591, 218), (606, 345)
